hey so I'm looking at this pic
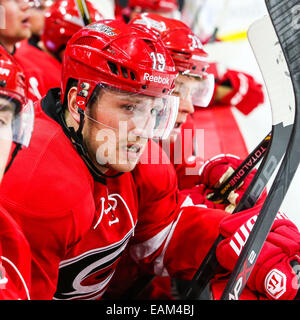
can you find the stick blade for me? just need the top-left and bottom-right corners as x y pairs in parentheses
(247, 15), (295, 127)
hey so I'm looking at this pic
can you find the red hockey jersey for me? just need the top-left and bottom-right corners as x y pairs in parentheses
(0, 89), (230, 300)
(14, 40), (61, 103)
(0, 205), (31, 300)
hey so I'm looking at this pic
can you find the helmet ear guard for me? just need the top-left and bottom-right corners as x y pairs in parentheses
(75, 81), (91, 112)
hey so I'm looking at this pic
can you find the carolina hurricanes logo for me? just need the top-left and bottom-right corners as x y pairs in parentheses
(54, 231), (133, 300)
(54, 193), (136, 300)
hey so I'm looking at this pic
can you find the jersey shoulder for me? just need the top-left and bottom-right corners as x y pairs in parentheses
(0, 109), (94, 218)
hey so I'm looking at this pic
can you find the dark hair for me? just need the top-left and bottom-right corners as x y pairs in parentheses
(0, 93), (21, 115)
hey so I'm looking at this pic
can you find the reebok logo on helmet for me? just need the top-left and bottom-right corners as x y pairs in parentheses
(144, 73), (169, 85)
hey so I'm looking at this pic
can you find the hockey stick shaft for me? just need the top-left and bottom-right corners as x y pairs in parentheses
(75, 0), (92, 26)
(209, 132), (271, 203)
(221, 0), (300, 299)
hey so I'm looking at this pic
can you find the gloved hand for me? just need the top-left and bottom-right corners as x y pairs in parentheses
(216, 69), (265, 115)
(216, 206), (300, 300)
(197, 154), (267, 213)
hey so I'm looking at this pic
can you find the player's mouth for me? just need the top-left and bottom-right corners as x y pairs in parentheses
(126, 144), (141, 153)
(174, 122), (183, 129)
(123, 143), (144, 160)
(21, 16), (31, 28)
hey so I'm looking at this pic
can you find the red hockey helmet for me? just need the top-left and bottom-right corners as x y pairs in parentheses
(42, 0), (104, 55)
(128, 0), (178, 13)
(62, 19), (179, 139)
(130, 13), (215, 107)
(0, 47), (34, 148)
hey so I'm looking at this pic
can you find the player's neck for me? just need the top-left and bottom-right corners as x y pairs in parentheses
(0, 40), (15, 55)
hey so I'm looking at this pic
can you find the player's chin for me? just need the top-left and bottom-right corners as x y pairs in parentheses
(109, 160), (140, 173)
(18, 29), (31, 41)
(167, 130), (180, 144)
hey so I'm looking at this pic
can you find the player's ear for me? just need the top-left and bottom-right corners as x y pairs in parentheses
(67, 87), (81, 123)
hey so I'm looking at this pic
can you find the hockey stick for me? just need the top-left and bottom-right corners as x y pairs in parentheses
(209, 132), (271, 204)
(220, 0), (300, 300)
(182, 4), (296, 300)
(75, 0), (92, 26)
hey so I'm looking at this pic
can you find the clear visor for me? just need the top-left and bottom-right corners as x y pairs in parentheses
(82, 83), (179, 140)
(0, 97), (34, 148)
(12, 100), (35, 147)
(176, 72), (215, 107)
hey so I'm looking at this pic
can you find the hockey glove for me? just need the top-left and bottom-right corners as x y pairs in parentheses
(197, 154), (266, 212)
(216, 206), (300, 300)
(216, 69), (265, 115)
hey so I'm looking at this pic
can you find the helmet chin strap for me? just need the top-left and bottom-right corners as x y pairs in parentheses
(4, 143), (22, 174)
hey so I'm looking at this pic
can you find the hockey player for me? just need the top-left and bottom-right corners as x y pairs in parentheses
(129, 13), (261, 196)
(125, 13), (264, 191)
(0, 46), (34, 300)
(0, 20), (300, 301)
(14, 0), (103, 102)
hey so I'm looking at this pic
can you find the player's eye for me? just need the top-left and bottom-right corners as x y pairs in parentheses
(121, 104), (136, 112)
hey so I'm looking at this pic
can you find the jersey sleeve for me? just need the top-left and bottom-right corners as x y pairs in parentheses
(0, 205), (31, 300)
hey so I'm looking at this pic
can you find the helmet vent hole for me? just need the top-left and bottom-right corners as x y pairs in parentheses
(130, 72), (136, 81)
(73, 36), (96, 47)
(108, 61), (119, 75)
(144, 40), (156, 52)
(121, 66), (129, 79)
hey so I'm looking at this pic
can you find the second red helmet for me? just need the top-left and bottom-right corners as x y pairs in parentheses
(42, 0), (104, 55)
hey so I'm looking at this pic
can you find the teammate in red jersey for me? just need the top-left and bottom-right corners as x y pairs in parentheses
(14, 0), (103, 103)
(129, 13), (249, 192)
(1, 19), (299, 301)
(0, 46), (34, 300)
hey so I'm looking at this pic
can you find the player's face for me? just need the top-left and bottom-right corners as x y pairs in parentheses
(28, 2), (46, 36)
(82, 89), (157, 173)
(0, 0), (31, 51)
(0, 98), (14, 182)
(28, 0), (53, 36)
(169, 73), (196, 143)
